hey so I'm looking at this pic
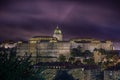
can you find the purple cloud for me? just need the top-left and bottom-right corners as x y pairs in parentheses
(0, 0), (120, 41)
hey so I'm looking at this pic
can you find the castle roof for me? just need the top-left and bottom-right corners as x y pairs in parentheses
(32, 36), (54, 38)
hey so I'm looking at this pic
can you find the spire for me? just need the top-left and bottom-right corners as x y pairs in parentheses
(56, 25), (59, 29)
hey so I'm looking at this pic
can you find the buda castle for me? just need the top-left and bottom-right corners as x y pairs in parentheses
(15, 26), (120, 62)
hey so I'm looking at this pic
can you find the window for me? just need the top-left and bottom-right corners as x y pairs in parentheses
(30, 41), (36, 43)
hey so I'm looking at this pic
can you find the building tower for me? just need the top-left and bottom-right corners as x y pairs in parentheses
(53, 26), (63, 41)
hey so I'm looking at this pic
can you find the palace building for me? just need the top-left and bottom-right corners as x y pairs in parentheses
(16, 26), (114, 62)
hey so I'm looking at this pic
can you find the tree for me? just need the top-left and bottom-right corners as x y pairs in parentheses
(58, 54), (66, 62)
(74, 60), (82, 65)
(53, 70), (75, 80)
(83, 58), (95, 64)
(70, 47), (82, 57)
(98, 48), (106, 55)
(68, 57), (75, 63)
(83, 50), (92, 57)
(0, 47), (45, 80)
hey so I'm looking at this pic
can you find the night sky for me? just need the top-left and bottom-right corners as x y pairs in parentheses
(0, 0), (120, 41)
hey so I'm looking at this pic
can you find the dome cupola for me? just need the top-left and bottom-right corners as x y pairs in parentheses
(53, 26), (63, 41)
(54, 26), (62, 34)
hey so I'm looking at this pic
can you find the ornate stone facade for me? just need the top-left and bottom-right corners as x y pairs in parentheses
(16, 26), (118, 62)
(70, 38), (113, 52)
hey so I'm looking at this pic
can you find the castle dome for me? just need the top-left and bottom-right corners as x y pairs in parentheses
(54, 26), (62, 34)
(53, 26), (63, 41)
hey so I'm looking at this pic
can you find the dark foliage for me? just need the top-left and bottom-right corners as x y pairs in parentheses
(58, 54), (66, 62)
(83, 50), (93, 57)
(70, 48), (82, 57)
(0, 47), (45, 80)
(53, 70), (75, 80)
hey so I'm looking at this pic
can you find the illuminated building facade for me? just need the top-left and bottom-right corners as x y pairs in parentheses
(16, 26), (119, 62)
(0, 40), (17, 49)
